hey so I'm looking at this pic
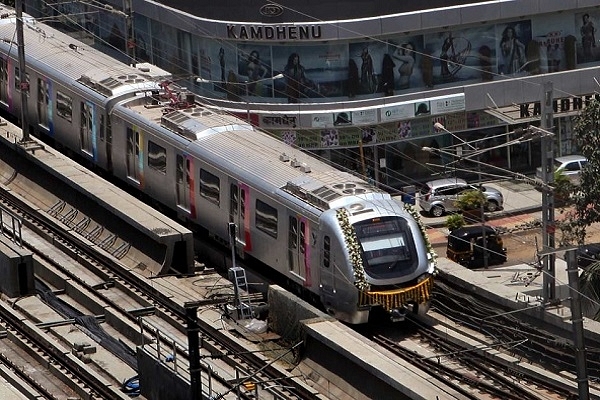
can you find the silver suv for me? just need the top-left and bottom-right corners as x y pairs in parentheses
(419, 178), (504, 217)
(535, 155), (587, 186)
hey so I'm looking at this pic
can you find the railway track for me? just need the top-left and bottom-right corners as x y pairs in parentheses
(0, 183), (319, 399)
(372, 314), (572, 400)
(364, 275), (600, 399)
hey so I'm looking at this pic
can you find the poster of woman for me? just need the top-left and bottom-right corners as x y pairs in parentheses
(273, 44), (347, 102)
(237, 44), (272, 96)
(496, 21), (532, 75)
(576, 12), (599, 63)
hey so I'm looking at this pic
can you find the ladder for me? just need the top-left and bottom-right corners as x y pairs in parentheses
(228, 267), (253, 320)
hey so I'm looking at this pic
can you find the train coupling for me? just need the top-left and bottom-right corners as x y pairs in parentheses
(389, 307), (408, 322)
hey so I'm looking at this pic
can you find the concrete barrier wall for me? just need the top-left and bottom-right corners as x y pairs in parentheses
(137, 346), (191, 400)
(267, 285), (334, 343)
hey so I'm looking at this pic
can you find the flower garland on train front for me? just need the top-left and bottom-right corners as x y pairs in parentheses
(403, 204), (438, 271)
(336, 208), (370, 292)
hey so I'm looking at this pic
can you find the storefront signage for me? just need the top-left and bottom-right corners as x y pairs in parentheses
(351, 109), (377, 125)
(227, 25), (322, 40)
(519, 94), (600, 117)
(260, 114), (298, 128)
(381, 104), (414, 122)
(311, 113), (334, 128)
(489, 93), (600, 122)
(430, 95), (466, 115)
(259, 4), (283, 17)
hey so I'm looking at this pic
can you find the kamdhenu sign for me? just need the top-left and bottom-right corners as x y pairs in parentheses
(519, 93), (600, 118)
(227, 25), (322, 40)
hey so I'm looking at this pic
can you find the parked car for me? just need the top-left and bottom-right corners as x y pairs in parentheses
(577, 243), (600, 269)
(535, 155), (587, 185)
(418, 178), (504, 217)
(446, 225), (507, 268)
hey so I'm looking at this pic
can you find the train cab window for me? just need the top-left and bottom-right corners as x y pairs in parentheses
(200, 169), (220, 205)
(323, 236), (331, 268)
(147, 140), (167, 174)
(255, 199), (278, 238)
(14, 67), (29, 96)
(56, 91), (73, 122)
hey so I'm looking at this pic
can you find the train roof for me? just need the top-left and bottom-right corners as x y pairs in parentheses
(0, 14), (169, 97)
(119, 94), (389, 211)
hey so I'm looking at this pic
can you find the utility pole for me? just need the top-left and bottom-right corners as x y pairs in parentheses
(185, 302), (202, 399)
(15, 0), (29, 142)
(124, 0), (136, 66)
(565, 249), (590, 399)
(541, 82), (555, 302)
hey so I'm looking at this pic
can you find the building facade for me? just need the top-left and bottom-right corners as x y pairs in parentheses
(28, 0), (600, 190)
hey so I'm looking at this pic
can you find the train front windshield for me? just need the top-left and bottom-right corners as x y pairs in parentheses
(353, 216), (418, 278)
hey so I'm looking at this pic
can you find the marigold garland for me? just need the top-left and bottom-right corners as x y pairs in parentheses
(336, 208), (370, 291)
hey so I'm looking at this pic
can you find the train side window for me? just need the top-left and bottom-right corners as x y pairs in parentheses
(200, 168), (220, 205)
(56, 91), (73, 122)
(255, 199), (277, 238)
(147, 140), (167, 174)
(323, 236), (331, 268)
(14, 67), (29, 96)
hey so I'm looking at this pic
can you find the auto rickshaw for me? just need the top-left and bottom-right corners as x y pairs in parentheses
(447, 225), (507, 268)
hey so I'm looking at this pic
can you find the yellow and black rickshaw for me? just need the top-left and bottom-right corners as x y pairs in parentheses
(447, 225), (507, 268)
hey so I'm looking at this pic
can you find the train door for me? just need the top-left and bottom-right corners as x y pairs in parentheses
(106, 114), (113, 173)
(0, 58), (7, 106)
(229, 181), (250, 255)
(288, 216), (311, 286)
(176, 154), (191, 213)
(36, 77), (50, 131)
(126, 126), (143, 185)
(80, 100), (95, 158)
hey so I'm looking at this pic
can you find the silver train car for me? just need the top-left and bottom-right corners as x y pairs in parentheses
(0, 11), (435, 324)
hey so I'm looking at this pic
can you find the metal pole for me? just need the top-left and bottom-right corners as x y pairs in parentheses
(541, 82), (556, 302)
(565, 249), (589, 399)
(479, 150), (488, 268)
(124, 0), (136, 66)
(185, 304), (202, 399)
(15, 0), (29, 142)
(228, 223), (241, 319)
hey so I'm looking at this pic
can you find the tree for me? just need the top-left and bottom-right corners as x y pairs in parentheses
(562, 99), (600, 318)
(454, 189), (486, 211)
(445, 213), (465, 231)
(560, 99), (600, 245)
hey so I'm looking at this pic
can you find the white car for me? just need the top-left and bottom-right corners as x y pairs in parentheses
(535, 155), (587, 185)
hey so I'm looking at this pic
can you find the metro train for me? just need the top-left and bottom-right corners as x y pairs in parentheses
(0, 8), (435, 324)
